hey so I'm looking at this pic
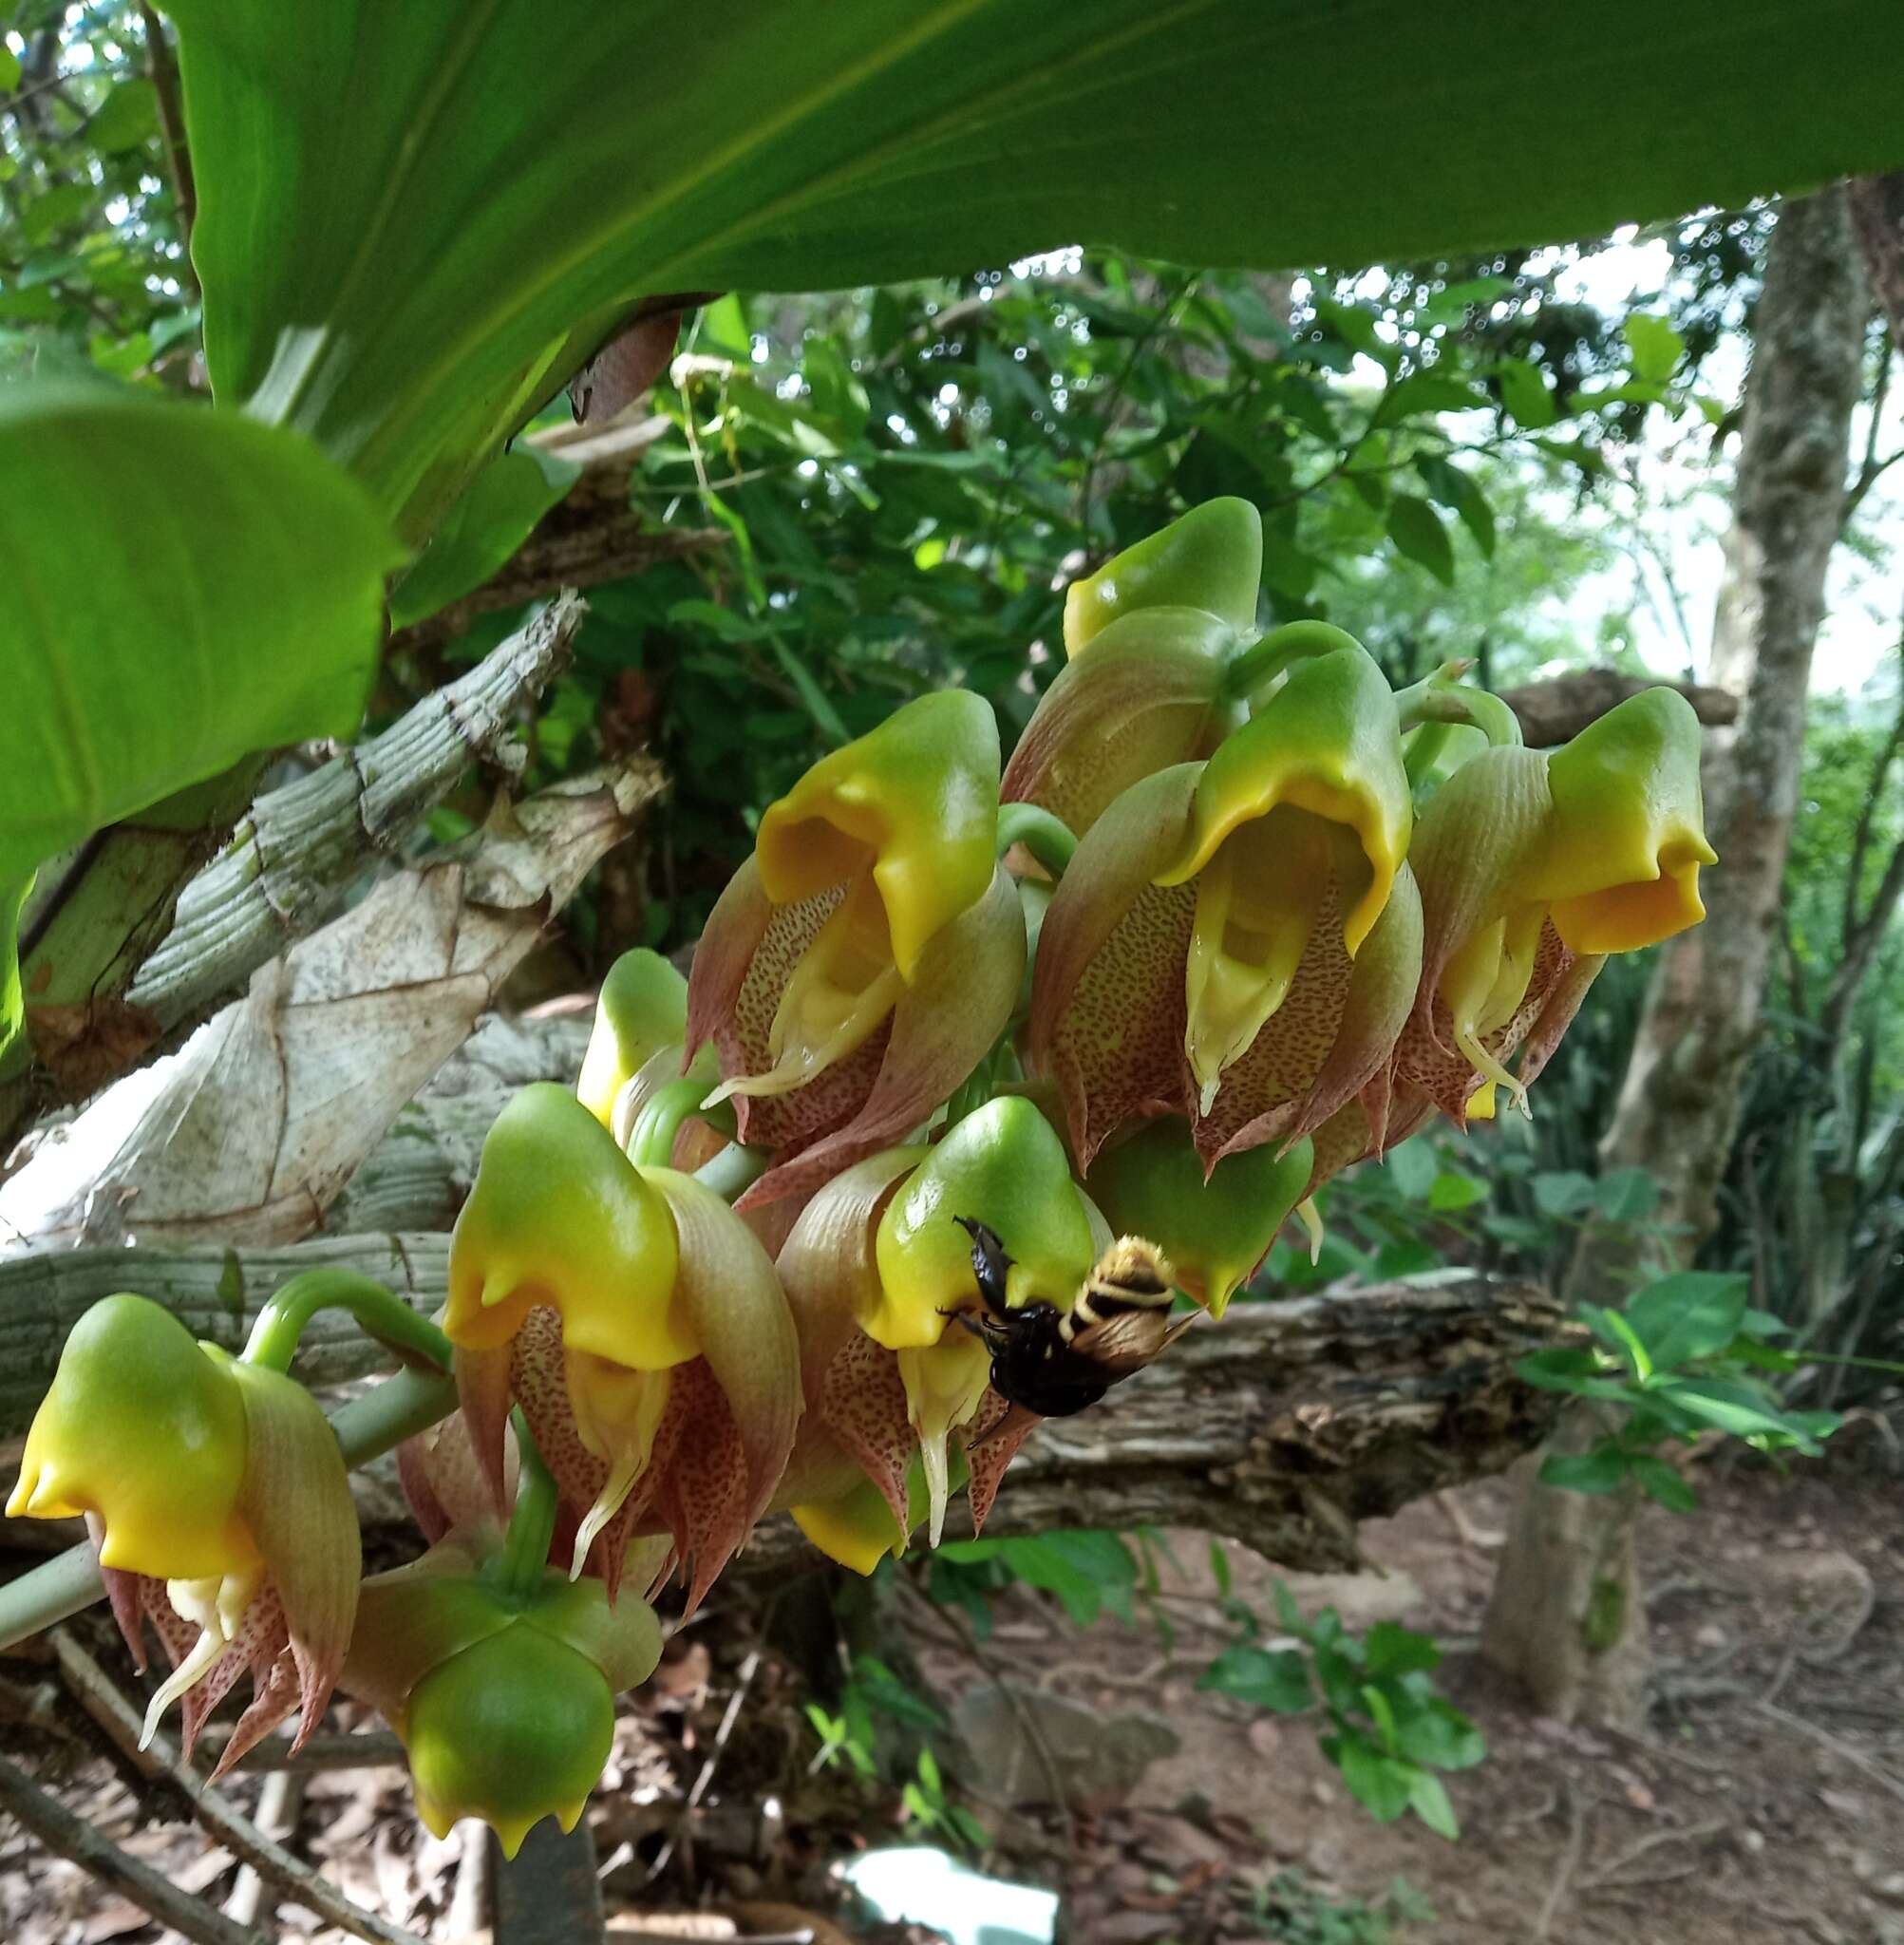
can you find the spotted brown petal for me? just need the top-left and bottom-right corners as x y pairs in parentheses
(738, 864), (1026, 1209)
(963, 1397), (1041, 1536)
(816, 1331), (914, 1535)
(227, 1360), (360, 1762)
(1029, 764), (1201, 1170)
(1001, 612), (1236, 838)
(646, 1167), (801, 1536)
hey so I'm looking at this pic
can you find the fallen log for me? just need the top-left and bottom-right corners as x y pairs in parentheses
(0, 1235), (1560, 1574)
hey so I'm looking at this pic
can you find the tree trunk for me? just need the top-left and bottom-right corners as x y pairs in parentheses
(1481, 187), (1869, 1726)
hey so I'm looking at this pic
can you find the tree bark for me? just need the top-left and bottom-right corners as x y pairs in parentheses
(1496, 670), (1739, 747)
(1482, 187), (1869, 1727)
(1583, 187), (1866, 1253)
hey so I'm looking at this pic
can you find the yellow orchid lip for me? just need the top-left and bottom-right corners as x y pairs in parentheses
(1158, 772), (1399, 955)
(1534, 686), (1716, 955)
(702, 875), (904, 1107)
(444, 1085), (694, 1371)
(7, 1293), (258, 1584)
(753, 690), (1000, 983)
(1147, 648), (1411, 1115)
(1546, 832), (1712, 954)
(790, 1488), (903, 1577)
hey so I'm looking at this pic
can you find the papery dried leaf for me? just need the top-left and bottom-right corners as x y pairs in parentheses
(2, 765), (658, 1254)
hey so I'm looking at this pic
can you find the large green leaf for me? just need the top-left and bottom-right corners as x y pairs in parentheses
(167, 2), (1904, 538)
(0, 387), (400, 1048)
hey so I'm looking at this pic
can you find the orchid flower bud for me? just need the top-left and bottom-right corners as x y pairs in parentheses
(1030, 647), (1421, 1174)
(575, 948), (688, 1128)
(445, 1084), (799, 1611)
(9, 1294), (359, 1772)
(1062, 497), (1263, 653)
(687, 691), (1024, 1206)
(342, 1526), (663, 1859)
(1003, 500), (1262, 838)
(1086, 1119), (1314, 1316)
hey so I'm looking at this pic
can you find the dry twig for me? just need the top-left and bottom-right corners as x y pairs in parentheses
(53, 1630), (429, 1945)
(1581, 1815), (1729, 1889)
(0, 1750), (266, 1945)
(225, 1770), (305, 1930)
(1754, 1698), (1904, 1808)
(1533, 1785), (1588, 1942)
(640, 1598), (781, 1888)
(901, 1578), (1077, 1851)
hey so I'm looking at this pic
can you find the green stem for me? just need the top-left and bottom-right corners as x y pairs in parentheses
(0, 1362), (460, 1653)
(1403, 721), (1453, 789)
(625, 1075), (732, 1168)
(1223, 620), (1364, 704)
(689, 1140), (770, 1201)
(942, 1054), (997, 1129)
(1795, 1351), (1904, 1378)
(499, 1409), (559, 1600)
(1392, 670), (1522, 747)
(242, 1266), (454, 1375)
(995, 803), (1078, 880)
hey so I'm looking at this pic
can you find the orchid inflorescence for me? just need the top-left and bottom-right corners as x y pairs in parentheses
(9, 498), (1712, 1854)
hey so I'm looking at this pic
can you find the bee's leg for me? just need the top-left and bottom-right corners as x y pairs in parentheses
(938, 1306), (987, 1340)
(952, 1215), (1014, 1317)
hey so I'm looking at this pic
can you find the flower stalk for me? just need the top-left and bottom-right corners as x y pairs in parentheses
(242, 1267), (454, 1376)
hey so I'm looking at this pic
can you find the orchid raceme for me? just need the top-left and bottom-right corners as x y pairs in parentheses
(445, 1082), (800, 1611)
(1002, 498), (1262, 838)
(774, 1097), (1099, 1564)
(0, 496), (1725, 1855)
(687, 690), (1025, 1207)
(341, 1523), (665, 1859)
(1394, 687), (1714, 1126)
(1030, 644), (1421, 1171)
(8, 1294), (358, 1771)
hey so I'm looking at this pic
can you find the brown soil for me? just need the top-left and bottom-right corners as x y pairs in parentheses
(1032, 1465), (1904, 1945)
(2, 1464), (1900, 1944)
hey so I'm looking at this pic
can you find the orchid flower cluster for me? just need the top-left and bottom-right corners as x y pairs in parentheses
(9, 499), (1712, 1855)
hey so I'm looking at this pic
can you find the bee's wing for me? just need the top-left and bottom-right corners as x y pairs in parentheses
(1073, 1307), (1183, 1378)
(1160, 1312), (1197, 1348)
